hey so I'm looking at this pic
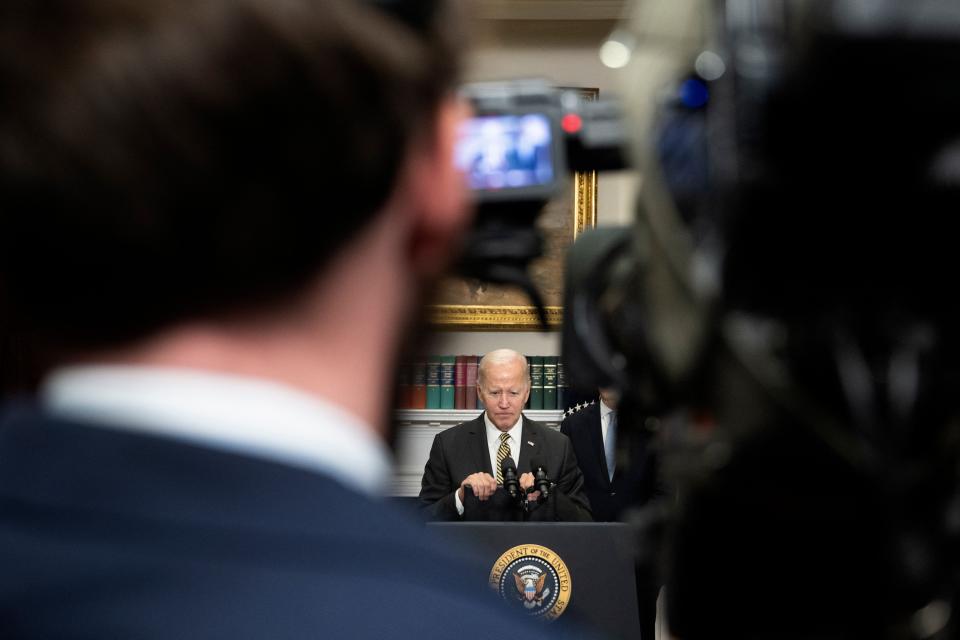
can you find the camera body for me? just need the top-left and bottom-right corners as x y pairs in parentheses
(450, 79), (629, 326)
(556, 2), (960, 638)
(456, 80), (565, 204)
(456, 79), (628, 204)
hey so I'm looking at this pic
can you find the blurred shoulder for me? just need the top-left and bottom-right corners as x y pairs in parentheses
(560, 399), (598, 431)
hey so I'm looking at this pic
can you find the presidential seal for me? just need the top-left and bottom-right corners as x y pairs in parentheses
(488, 544), (572, 621)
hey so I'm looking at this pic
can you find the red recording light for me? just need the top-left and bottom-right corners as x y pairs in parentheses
(561, 113), (582, 134)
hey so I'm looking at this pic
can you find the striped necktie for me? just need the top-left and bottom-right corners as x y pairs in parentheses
(605, 411), (617, 481)
(495, 432), (511, 484)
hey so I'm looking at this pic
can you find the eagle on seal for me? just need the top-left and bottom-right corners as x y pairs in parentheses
(513, 571), (548, 608)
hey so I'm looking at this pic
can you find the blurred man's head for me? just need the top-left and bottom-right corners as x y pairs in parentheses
(598, 388), (620, 410)
(477, 349), (530, 432)
(0, 0), (468, 359)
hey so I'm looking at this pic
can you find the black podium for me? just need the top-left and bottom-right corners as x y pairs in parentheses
(429, 522), (640, 639)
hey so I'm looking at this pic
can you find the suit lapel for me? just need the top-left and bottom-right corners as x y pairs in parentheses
(468, 414), (492, 475)
(517, 416), (539, 473)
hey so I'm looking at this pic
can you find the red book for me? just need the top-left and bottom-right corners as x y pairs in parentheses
(410, 358), (427, 409)
(454, 355), (467, 409)
(397, 361), (412, 409)
(464, 355), (478, 410)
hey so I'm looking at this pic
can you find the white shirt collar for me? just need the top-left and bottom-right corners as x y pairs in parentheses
(599, 399), (614, 419)
(41, 365), (392, 497)
(599, 399), (615, 442)
(482, 411), (522, 473)
(483, 411), (523, 444)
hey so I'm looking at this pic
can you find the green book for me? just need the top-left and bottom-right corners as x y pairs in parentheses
(425, 355), (441, 409)
(529, 355), (544, 410)
(524, 354), (532, 409)
(542, 356), (558, 410)
(556, 360), (566, 412)
(439, 355), (456, 409)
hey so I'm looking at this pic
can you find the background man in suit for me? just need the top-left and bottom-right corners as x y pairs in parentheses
(560, 388), (661, 522)
(561, 388), (662, 639)
(420, 348), (592, 522)
(0, 1), (555, 637)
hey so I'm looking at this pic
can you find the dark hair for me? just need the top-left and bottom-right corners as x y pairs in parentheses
(0, 0), (463, 352)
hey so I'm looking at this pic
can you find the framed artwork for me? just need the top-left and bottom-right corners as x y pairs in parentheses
(427, 87), (599, 331)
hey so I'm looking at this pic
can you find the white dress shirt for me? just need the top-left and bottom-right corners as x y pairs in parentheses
(41, 365), (393, 497)
(454, 413), (523, 515)
(483, 412), (522, 476)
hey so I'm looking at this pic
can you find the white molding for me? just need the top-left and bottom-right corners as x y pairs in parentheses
(476, 0), (627, 21)
(395, 408), (563, 425)
(392, 409), (564, 497)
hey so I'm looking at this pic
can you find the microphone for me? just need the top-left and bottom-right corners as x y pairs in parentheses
(501, 456), (521, 501)
(530, 457), (550, 499)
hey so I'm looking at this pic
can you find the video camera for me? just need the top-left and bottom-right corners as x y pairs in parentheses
(553, 1), (960, 638)
(451, 79), (629, 325)
(456, 79), (628, 203)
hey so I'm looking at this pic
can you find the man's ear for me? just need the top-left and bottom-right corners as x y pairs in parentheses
(403, 95), (474, 276)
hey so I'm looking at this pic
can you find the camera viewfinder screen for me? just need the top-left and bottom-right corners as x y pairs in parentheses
(455, 114), (554, 191)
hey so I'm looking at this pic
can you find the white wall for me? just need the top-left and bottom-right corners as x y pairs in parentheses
(427, 330), (560, 356)
(429, 19), (640, 356)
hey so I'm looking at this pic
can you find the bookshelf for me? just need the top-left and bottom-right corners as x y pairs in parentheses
(398, 354), (566, 411)
(392, 409), (565, 497)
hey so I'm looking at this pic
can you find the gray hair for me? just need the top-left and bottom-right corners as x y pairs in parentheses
(477, 348), (529, 387)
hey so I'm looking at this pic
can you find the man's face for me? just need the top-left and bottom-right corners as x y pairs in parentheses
(599, 387), (620, 410)
(478, 359), (530, 431)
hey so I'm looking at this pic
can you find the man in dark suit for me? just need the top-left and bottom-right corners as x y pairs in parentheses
(560, 389), (661, 522)
(561, 388), (662, 639)
(0, 1), (554, 637)
(419, 349), (592, 522)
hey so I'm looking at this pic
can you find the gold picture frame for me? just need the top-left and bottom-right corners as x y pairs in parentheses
(427, 88), (599, 331)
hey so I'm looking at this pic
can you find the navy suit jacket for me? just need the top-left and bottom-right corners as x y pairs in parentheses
(0, 403), (552, 639)
(418, 414), (592, 522)
(560, 402), (660, 522)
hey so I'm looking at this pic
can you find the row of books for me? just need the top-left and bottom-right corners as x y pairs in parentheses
(397, 355), (569, 411)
